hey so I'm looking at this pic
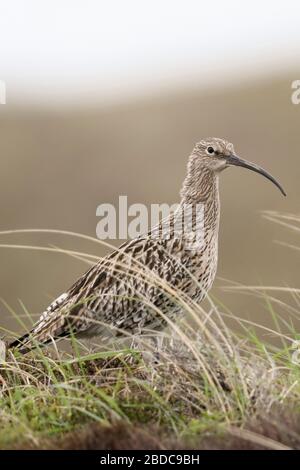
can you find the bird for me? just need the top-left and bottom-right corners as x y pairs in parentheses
(9, 138), (286, 354)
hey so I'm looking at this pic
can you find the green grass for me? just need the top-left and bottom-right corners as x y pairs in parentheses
(1, 312), (299, 449)
(0, 218), (299, 449)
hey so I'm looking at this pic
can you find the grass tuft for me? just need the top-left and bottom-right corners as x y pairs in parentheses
(0, 220), (299, 449)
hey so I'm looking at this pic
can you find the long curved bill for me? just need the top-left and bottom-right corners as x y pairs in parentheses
(226, 154), (286, 196)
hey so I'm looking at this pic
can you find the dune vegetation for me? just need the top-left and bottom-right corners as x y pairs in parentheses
(0, 213), (299, 450)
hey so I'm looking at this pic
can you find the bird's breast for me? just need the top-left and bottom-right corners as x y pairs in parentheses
(179, 228), (219, 300)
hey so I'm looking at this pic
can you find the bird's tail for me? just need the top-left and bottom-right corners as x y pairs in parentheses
(9, 292), (71, 354)
(9, 333), (36, 354)
(9, 331), (53, 354)
(9, 324), (72, 354)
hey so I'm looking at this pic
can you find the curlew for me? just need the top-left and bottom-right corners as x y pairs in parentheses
(10, 138), (285, 354)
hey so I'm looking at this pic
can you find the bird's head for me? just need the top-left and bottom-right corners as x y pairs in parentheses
(193, 137), (286, 196)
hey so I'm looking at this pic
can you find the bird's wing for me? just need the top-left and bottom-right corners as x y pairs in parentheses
(10, 225), (189, 354)
(9, 242), (126, 352)
(10, 236), (164, 353)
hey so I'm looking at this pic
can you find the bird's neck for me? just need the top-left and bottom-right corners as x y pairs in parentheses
(180, 162), (220, 233)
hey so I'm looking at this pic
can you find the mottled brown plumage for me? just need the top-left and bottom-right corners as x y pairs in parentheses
(10, 138), (285, 353)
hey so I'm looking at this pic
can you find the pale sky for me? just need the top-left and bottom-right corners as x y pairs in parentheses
(0, 0), (299, 105)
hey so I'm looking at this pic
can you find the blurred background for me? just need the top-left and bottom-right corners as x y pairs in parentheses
(0, 0), (299, 338)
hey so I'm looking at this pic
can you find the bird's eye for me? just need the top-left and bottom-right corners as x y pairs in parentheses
(207, 146), (215, 155)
